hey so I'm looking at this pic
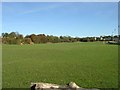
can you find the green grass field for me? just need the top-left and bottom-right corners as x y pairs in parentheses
(2, 42), (118, 88)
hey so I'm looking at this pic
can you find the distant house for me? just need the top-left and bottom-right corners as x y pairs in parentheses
(100, 36), (111, 41)
(113, 37), (118, 42)
(107, 36), (120, 45)
(113, 36), (119, 42)
(104, 37), (112, 41)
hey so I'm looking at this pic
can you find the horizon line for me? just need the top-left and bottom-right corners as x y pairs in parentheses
(1, 31), (119, 38)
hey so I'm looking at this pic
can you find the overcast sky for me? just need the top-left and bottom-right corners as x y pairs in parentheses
(2, 2), (118, 37)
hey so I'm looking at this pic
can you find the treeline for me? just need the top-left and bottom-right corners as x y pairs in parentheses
(1, 32), (119, 45)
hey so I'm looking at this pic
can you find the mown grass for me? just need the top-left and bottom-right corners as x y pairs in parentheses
(2, 42), (118, 88)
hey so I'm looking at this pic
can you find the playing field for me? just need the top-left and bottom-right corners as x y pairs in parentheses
(2, 42), (118, 88)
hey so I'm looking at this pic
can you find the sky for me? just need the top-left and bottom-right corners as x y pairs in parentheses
(2, 2), (118, 37)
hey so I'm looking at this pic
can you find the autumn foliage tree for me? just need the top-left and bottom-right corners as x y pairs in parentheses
(2, 31), (116, 45)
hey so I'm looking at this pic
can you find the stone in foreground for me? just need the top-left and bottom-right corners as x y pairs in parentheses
(31, 82), (99, 90)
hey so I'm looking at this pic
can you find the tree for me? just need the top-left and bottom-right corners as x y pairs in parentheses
(8, 32), (17, 38)
(38, 34), (47, 43)
(2, 33), (9, 38)
(24, 38), (32, 44)
(29, 34), (37, 43)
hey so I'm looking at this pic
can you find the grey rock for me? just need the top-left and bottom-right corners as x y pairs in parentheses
(31, 82), (99, 90)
